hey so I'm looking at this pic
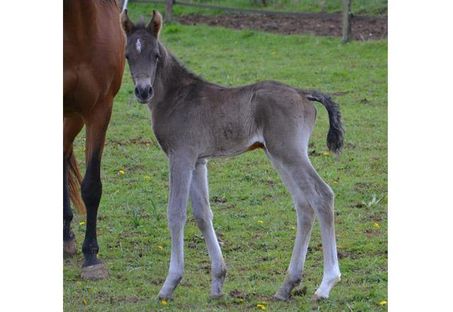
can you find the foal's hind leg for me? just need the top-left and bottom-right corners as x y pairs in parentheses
(273, 150), (341, 301)
(266, 152), (315, 300)
(190, 159), (226, 298)
(267, 135), (340, 300)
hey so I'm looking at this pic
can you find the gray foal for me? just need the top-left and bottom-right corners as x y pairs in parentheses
(121, 10), (344, 301)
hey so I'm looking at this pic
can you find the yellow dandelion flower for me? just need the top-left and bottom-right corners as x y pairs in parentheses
(256, 303), (266, 310)
(79, 221), (85, 226)
(322, 151), (330, 156)
(118, 169), (125, 175)
(257, 220), (264, 224)
(373, 223), (381, 229)
(379, 300), (387, 305)
(160, 299), (168, 305)
(158, 245), (164, 250)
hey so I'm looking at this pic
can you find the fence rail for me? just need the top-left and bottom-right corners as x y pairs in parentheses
(129, 0), (360, 18)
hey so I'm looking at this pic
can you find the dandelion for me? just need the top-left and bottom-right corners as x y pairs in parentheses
(257, 220), (264, 224)
(256, 303), (266, 310)
(379, 300), (387, 305)
(160, 299), (168, 305)
(158, 245), (164, 250)
(79, 221), (85, 226)
(118, 169), (125, 175)
(373, 222), (381, 229)
(322, 151), (330, 156)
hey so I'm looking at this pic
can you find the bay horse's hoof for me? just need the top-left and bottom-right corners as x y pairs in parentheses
(81, 263), (108, 280)
(63, 238), (77, 258)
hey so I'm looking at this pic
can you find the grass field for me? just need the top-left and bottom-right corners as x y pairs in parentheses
(63, 6), (387, 311)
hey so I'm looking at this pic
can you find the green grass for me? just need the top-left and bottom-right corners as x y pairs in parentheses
(131, 0), (387, 16)
(64, 14), (387, 312)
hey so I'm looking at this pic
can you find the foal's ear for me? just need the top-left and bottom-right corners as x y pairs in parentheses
(120, 9), (134, 34)
(147, 10), (163, 38)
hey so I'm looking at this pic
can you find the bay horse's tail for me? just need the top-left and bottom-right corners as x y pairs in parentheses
(305, 90), (344, 155)
(67, 151), (86, 214)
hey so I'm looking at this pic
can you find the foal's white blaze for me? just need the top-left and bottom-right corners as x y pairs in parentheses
(136, 38), (142, 53)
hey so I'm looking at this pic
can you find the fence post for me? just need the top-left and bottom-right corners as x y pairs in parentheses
(342, 0), (352, 43)
(166, 0), (174, 22)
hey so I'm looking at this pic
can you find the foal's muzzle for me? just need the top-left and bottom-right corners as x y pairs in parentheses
(134, 85), (154, 104)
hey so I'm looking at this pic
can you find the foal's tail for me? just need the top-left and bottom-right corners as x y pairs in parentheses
(306, 90), (344, 155)
(67, 151), (86, 214)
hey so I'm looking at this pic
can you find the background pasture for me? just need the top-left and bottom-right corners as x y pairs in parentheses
(64, 3), (387, 311)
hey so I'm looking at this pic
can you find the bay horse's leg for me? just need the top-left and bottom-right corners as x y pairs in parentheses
(158, 153), (195, 300)
(80, 102), (112, 280)
(63, 116), (84, 257)
(190, 159), (227, 298)
(265, 151), (315, 300)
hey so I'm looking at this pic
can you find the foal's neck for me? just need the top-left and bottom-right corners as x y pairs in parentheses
(152, 43), (204, 106)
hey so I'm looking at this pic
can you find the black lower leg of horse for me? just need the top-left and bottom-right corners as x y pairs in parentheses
(81, 151), (102, 267)
(63, 156), (74, 242)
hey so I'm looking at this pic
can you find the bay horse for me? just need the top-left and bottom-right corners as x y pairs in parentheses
(63, 0), (125, 280)
(121, 11), (344, 301)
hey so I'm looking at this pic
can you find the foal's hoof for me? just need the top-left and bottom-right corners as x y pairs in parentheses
(210, 293), (225, 300)
(158, 295), (173, 303)
(272, 292), (290, 301)
(63, 238), (77, 258)
(311, 293), (327, 303)
(81, 263), (108, 280)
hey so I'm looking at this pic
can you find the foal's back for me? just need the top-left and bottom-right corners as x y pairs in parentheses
(153, 79), (315, 158)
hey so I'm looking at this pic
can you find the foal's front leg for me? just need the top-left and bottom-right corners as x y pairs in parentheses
(190, 159), (226, 298)
(158, 154), (194, 300)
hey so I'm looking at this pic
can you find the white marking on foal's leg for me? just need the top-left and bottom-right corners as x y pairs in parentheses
(190, 160), (226, 298)
(158, 156), (194, 300)
(136, 38), (142, 53)
(312, 186), (341, 301)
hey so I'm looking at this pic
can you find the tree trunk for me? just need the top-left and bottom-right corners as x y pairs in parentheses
(166, 0), (174, 22)
(342, 0), (352, 43)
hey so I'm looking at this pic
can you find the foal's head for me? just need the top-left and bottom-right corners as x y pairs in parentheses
(121, 10), (163, 104)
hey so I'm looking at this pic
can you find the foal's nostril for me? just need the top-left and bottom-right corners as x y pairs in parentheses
(134, 85), (153, 102)
(140, 87), (149, 99)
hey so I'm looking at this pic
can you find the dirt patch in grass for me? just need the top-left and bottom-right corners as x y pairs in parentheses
(178, 13), (387, 40)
